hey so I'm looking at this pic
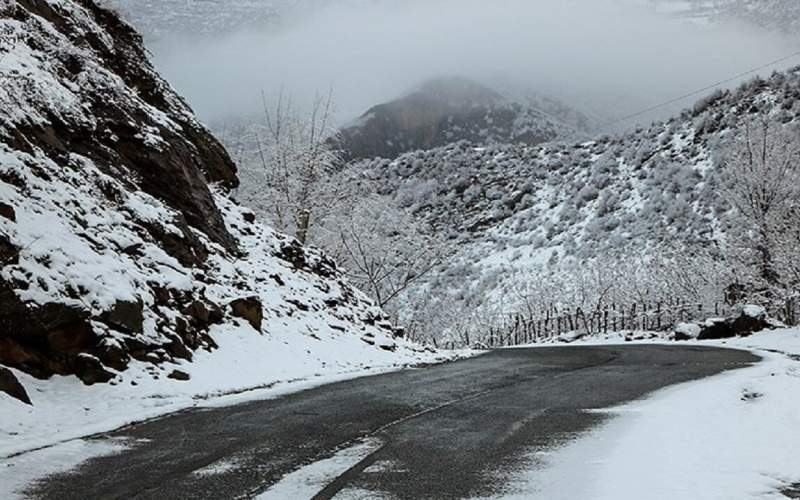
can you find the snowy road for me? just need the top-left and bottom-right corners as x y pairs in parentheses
(21, 345), (757, 499)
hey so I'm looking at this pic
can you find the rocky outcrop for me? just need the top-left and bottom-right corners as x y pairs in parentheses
(0, 0), (237, 256)
(0, 0), (411, 401)
(229, 296), (263, 331)
(654, 307), (777, 343)
(0, 367), (31, 405)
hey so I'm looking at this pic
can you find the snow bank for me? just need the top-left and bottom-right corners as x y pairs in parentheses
(0, 320), (469, 458)
(502, 328), (800, 499)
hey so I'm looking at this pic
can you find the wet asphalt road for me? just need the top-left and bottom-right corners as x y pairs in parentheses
(29, 345), (758, 500)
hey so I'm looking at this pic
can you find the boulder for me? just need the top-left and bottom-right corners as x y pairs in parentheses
(697, 306), (773, 340)
(697, 318), (735, 340)
(100, 298), (144, 334)
(729, 313), (770, 338)
(165, 335), (193, 362)
(183, 299), (224, 328)
(96, 339), (131, 372)
(0, 234), (19, 266)
(0, 202), (15, 222)
(72, 354), (115, 385)
(167, 369), (191, 381)
(0, 366), (32, 405)
(674, 322), (701, 341)
(230, 296), (263, 331)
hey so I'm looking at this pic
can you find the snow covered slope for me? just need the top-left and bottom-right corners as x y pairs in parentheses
(356, 69), (800, 323)
(336, 77), (594, 162)
(0, 0), (452, 429)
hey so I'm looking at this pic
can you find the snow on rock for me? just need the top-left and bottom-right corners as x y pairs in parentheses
(742, 304), (767, 318)
(0, 0), (467, 456)
(673, 322), (701, 340)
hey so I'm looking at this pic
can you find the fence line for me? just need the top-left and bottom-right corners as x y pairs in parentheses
(481, 298), (800, 348)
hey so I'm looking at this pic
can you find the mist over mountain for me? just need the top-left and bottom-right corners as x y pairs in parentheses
(5, 1), (800, 495)
(334, 76), (596, 161)
(111, 0), (798, 130)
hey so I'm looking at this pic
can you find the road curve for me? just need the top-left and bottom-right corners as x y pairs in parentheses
(27, 345), (758, 500)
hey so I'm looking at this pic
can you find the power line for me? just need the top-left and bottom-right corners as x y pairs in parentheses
(604, 48), (800, 128)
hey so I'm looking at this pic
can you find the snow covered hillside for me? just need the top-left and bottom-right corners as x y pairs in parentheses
(0, 0), (454, 444)
(355, 69), (800, 330)
(335, 77), (595, 162)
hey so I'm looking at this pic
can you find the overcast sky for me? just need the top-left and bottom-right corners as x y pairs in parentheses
(147, 0), (798, 129)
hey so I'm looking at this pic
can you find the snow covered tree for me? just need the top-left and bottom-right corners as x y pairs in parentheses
(323, 194), (445, 312)
(227, 94), (445, 316)
(722, 114), (800, 298)
(236, 90), (346, 245)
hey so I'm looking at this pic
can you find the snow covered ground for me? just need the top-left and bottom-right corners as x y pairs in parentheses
(495, 328), (800, 499)
(3, 328), (795, 499)
(0, 335), (472, 499)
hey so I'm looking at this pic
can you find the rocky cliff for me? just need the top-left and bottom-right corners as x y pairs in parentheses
(0, 0), (421, 403)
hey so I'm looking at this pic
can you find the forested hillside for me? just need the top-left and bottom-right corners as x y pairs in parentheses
(353, 69), (800, 343)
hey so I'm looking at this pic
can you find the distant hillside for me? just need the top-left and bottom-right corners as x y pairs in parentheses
(335, 77), (595, 161)
(355, 69), (800, 327)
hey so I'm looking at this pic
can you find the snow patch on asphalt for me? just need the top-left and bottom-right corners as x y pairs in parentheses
(0, 438), (129, 500)
(254, 438), (383, 499)
(499, 328), (800, 499)
(192, 456), (243, 477)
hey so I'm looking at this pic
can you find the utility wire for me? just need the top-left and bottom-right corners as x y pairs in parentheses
(604, 48), (800, 128)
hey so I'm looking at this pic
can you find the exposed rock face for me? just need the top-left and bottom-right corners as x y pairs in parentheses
(229, 296), (264, 331)
(0, 201), (14, 222)
(0, 0), (407, 398)
(0, 0), (239, 385)
(697, 307), (775, 340)
(335, 76), (592, 161)
(100, 299), (145, 335)
(0, 0), (238, 257)
(0, 367), (31, 405)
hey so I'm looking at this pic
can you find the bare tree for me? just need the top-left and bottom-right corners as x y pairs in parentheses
(722, 113), (800, 295)
(326, 195), (445, 311)
(227, 93), (447, 316)
(236, 89), (347, 245)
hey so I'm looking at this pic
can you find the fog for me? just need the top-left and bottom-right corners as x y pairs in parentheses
(148, 0), (798, 129)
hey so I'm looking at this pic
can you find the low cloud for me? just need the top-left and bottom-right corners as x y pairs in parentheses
(148, 0), (798, 128)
